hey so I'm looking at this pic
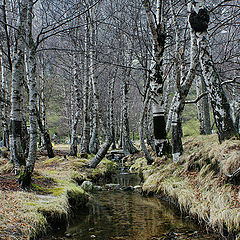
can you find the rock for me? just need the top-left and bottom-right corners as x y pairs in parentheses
(65, 233), (71, 238)
(93, 185), (103, 191)
(133, 185), (142, 193)
(122, 186), (133, 191)
(81, 181), (93, 192)
(105, 183), (121, 191)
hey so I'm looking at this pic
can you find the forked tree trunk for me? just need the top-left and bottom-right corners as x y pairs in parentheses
(143, 0), (170, 157)
(10, 0), (28, 173)
(168, 1), (199, 163)
(189, 1), (237, 142)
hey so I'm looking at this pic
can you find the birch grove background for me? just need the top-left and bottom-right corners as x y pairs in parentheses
(0, 0), (239, 187)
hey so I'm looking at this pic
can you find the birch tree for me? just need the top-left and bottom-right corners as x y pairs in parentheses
(19, 0), (38, 187)
(70, 53), (81, 156)
(79, 15), (91, 154)
(189, 0), (237, 142)
(89, 6), (100, 154)
(166, 0), (199, 163)
(0, 50), (9, 149)
(143, 0), (170, 157)
(10, 0), (27, 173)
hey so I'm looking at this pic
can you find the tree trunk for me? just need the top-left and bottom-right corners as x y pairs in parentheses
(196, 77), (205, 135)
(139, 89), (153, 164)
(143, 0), (170, 157)
(10, 0), (28, 173)
(0, 50), (9, 149)
(89, 11), (100, 154)
(109, 75), (116, 150)
(79, 17), (90, 154)
(198, 33), (236, 141)
(122, 81), (138, 154)
(70, 54), (81, 156)
(201, 78), (212, 135)
(189, 1), (237, 142)
(36, 107), (54, 158)
(169, 0), (199, 163)
(20, 0), (38, 188)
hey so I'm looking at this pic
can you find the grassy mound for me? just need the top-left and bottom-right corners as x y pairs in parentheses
(0, 146), (118, 240)
(130, 135), (240, 239)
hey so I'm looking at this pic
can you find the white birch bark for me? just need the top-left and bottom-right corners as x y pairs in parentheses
(89, 9), (100, 154)
(143, 0), (170, 157)
(79, 16), (90, 154)
(21, 0), (38, 187)
(190, 1), (237, 142)
(109, 74), (116, 149)
(168, 1), (199, 163)
(196, 77), (205, 134)
(70, 54), (81, 156)
(0, 50), (9, 149)
(10, 0), (27, 172)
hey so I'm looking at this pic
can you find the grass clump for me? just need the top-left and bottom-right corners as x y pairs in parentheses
(131, 135), (240, 238)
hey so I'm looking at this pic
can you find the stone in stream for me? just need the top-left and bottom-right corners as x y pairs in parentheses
(105, 183), (121, 191)
(81, 181), (93, 192)
(110, 150), (125, 160)
(133, 185), (142, 193)
(93, 185), (103, 191)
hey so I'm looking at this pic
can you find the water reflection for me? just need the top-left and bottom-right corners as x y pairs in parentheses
(56, 191), (217, 240)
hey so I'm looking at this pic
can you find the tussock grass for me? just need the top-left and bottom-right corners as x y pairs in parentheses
(0, 149), (118, 239)
(131, 135), (240, 238)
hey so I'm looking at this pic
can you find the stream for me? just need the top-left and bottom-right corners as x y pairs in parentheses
(50, 171), (218, 240)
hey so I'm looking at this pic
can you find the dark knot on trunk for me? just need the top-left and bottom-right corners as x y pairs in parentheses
(189, 8), (210, 32)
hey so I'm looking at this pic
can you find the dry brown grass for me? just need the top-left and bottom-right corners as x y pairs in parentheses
(0, 146), (118, 240)
(131, 135), (240, 238)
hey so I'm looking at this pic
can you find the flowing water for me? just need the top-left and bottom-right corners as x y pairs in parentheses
(50, 172), (218, 240)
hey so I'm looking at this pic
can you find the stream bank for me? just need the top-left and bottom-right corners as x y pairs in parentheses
(0, 150), (118, 240)
(127, 135), (240, 240)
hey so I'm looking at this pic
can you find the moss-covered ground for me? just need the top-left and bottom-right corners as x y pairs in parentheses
(0, 145), (117, 240)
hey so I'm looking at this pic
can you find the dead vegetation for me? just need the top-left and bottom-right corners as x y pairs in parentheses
(130, 135), (240, 239)
(0, 145), (117, 240)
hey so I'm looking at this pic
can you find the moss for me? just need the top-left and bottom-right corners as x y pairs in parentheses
(42, 156), (64, 165)
(50, 187), (65, 196)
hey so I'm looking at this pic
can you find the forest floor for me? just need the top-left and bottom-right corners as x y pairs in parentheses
(0, 135), (240, 240)
(0, 145), (117, 240)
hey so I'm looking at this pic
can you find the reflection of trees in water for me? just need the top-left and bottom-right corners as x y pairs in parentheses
(66, 192), (216, 240)
(85, 192), (203, 239)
